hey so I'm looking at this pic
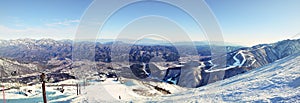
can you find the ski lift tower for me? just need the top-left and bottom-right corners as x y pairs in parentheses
(40, 73), (47, 103)
(1, 66), (6, 103)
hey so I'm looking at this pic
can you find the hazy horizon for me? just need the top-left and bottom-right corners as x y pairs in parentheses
(1, 0), (300, 46)
(2, 37), (300, 48)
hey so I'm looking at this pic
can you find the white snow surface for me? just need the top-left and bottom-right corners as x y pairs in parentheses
(72, 78), (187, 103)
(0, 79), (79, 102)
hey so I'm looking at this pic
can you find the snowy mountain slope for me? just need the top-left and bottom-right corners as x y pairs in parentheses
(226, 39), (300, 70)
(72, 53), (300, 103)
(201, 39), (300, 84)
(159, 39), (300, 88)
(141, 53), (300, 102)
(0, 58), (40, 77)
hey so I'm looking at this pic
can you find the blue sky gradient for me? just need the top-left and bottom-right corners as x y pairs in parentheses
(0, 0), (299, 46)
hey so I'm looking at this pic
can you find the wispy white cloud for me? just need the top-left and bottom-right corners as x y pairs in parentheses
(2, 16), (26, 28)
(45, 19), (80, 27)
(290, 32), (300, 39)
(0, 19), (82, 40)
(0, 25), (77, 40)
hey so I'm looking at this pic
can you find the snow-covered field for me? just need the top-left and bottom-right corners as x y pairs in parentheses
(72, 78), (186, 103)
(0, 79), (79, 103)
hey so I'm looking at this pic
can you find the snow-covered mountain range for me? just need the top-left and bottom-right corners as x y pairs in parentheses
(0, 38), (299, 86)
(0, 38), (299, 102)
(148, 39), (300, 88)
(222, 39), (300, 77)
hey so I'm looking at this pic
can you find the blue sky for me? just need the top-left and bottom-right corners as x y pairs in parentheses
(0, 0), (300, 46)
(0, 0), (92, 39)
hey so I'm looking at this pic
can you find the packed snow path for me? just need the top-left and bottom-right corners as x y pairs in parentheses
(74, 79), (143, 103)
